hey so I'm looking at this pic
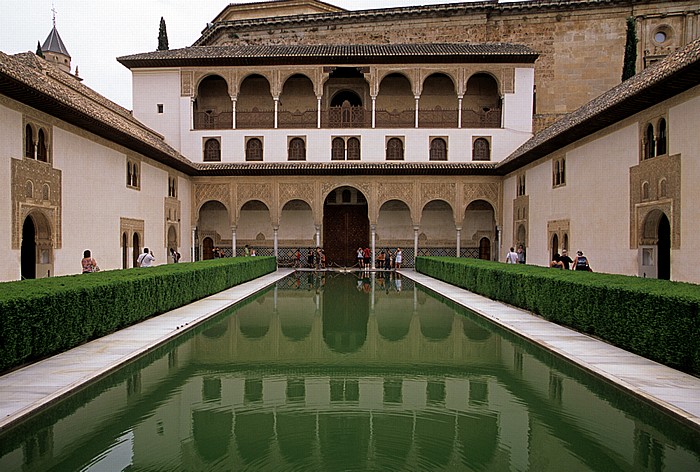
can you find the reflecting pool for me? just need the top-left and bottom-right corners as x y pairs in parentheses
(1, 272), (699, 471)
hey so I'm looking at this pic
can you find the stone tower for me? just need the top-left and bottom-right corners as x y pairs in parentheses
(41, 21), (71, 74)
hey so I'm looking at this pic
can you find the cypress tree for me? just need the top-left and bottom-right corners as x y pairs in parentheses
(36, 41), (45, 58)
(158, 17), (169, 51)
(622, 16), (637, 81)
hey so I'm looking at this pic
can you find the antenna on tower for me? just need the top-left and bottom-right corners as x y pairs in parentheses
(51, 1), (57, 27)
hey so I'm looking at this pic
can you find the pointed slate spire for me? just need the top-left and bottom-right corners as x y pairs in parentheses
(42, 25), (71, 58)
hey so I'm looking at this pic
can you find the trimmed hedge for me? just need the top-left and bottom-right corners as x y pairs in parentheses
(416, 257), (700, 375)
(0, 257), (276, 373)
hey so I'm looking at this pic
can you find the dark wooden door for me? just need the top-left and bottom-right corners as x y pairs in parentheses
(323, 205), (368, 266)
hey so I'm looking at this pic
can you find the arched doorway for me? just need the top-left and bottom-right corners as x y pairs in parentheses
(122, 232), (128, 269)
(203, 237), (214, 260)
(323, 186), (369, 266)
(658, 214), (671, 280)
(21, 217), (36, 279)
(167, 226), (178, 262)
(479, 237), (491, 260)
(551, 234), (559, 261)
(132, 233), (140, 268)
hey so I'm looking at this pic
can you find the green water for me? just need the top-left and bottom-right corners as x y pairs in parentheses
(0, 272), (698, 471)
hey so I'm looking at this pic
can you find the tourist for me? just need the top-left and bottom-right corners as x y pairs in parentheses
(377, 250), (386, 269)
(81, 250), (99, 273)
(357, 247), (364, 268)
(213, 246), (220, 258)
(294, 249), (301, 268)
(170, 248), (180, 263)
(560, 249), (573, 270)
(505, 247), (519, 264)
(550, 253), (564, 269)
(307, 247), (314, 268)
(251, 249), (256, 256)
(244, 245), (250, 257)
(395, 248), (403, 270)
(517, 245), (526, 264)
(137, 248), (155, 267)
(385, 249), (393, 270)
(363, 247), (371, 269)
(574, 251), (591, 271)
(320, 249), (326, 269)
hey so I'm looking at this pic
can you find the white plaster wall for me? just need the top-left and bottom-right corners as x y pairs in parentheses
(503, 67), (534, 133)
(0, 103), (22, 281)
(670, 91), (700, 283)
(132, 69), (182, 151)
(278, 208), (315, 240)
(54, 127), (178, 274)
(177, 175), (193, 262)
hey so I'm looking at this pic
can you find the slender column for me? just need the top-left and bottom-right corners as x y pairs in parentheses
(371, 96), (376, 129)
(456, 228), (461, 258)
(457, 95), (463, 129)
(232, 98), (237, 130)
(371, 224), (376, 269)
(500, 95), (505, 129)
(231, 227), (237, 257)
(414, 97), (420, 128)
(273, 226), (279, 258)
(274, 97), (279, 129)
(496, 226), (502, 262)
(315, 225), (321, 248)
(413, 226), (419, 264)
(191, 227), (196, 262)
(190, 98), (195, 130)
(317, 97), (322, 129)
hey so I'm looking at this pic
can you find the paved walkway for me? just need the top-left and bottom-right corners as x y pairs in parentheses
(1, 269), (699, 433)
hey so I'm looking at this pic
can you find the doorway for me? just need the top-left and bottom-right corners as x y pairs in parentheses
(657, 214), (671, 280)
(323, 187), (369, 267)
(21, 217), (36, 279)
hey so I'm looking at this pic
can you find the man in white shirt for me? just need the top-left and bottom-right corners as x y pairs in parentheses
(137, 248), (155, 267)
(505, 247), (519, 264)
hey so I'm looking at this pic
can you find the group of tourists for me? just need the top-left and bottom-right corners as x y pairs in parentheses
(375, 248), (402, 270)
(296, 247), (326, 269)
(505, 246), (592, 271)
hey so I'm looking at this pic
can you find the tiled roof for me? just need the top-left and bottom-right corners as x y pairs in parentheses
(118, 43), (537, 68)
(195, 161), (497, 176)
(41, 25), (70, 57)
(497, 37), (700, 174)
(0, 51), (198, 174)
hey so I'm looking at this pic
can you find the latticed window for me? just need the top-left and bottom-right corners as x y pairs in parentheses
(331, 138), (345, 160)
(386, 138), (404, 160)
(288, 138), (306, 161)
(473, 138), (490, 161)
(430, 138), (447, 161)
(246, 138), (263, 161)
(517, 174), (526, 197)
(656, 118), (667, 156)
(25, 124), (34, 159)
(204, 138), (221, 162)
(347, 137), (361, 160)
(552, 157), (566, 187)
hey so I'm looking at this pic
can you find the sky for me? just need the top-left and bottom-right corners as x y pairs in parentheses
(0, 0), (487, 109)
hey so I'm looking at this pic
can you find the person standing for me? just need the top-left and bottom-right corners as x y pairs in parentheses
(170, 248), (180, 263)
(560, 249), (573, 270)
(81, 250), (98, 273)
(307, 247), (315, 268)
(517, 245), (526, 264)
(244, 245), (250, 257)
(137, 248), (155, 267)
(395, 248), (403, 270)
(294, 249), (301, 268)
(505, 247), (519, 264)
(357, 247), (364, 268)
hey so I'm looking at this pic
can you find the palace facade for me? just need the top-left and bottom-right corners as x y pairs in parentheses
(1, 0), (699, 282)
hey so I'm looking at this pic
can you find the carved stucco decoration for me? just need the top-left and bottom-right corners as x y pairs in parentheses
(464, 182), (500, 220)
(629, 154), (681, 249)
(420, 182), (456, 209)
(279, 182), (314, 208)
(237, 182), (273, 214)
(120, 217), (145, 242)
(11, 157), (62, 249)
(195, 183), (231, 216)
(512, 195), (529, 247)
(181, 71), (194, 97)
(164, 197), (181, 248)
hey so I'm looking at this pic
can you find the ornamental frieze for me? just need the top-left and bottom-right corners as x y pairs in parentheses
(420, 182), (456, 207)
(377, 182), (414, 205)
(237, 182), (272, 207)
(279, 182), (314, 206)
(195, 183), (231, 211)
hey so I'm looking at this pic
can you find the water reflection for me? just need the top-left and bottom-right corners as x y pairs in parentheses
(0, 273), (698, 471)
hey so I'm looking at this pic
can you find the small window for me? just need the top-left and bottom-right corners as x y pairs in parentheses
(552, 157), (566, 188)
(644, 123), (655, 160)
(331, 137), (345, 160)
(25, 180), (34, 198)
(168, 176), (177, 198)
(430, 138), (447, 161)
(246, 138), (263, 161)
(25, 124), (34, 159)
(517, 174), (526, 197)
(37, 128), (48, 162)
(655, 31), (667, 43)
(288, 138), (306, 161)
(204, 138), (221, 162)
(656, 118), (667, 156)
(659, 178), (667, 198)
(347, 137), (361, 160)
(642, 181), (650, 200)
(42, 184), (50, 200)
(157, 104), (164, 114)
(473, 138), (490, 161)
(386, 138), (404, 161)
(127, 159), (140, 189)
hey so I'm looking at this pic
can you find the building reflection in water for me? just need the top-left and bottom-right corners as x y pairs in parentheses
(1, 273), (698, 472)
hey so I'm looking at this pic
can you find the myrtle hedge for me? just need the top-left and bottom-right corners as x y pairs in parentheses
(416, 257), (700, 375)
(0, 257), (276, 373)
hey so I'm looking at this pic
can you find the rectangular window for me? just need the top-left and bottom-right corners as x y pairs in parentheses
(552, 157), (566, 188)
(157, 104), (164, 114)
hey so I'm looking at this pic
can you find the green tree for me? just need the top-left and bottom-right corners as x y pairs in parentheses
(622, 16), (637, 81)
(36, 41), (45, 58)
(158, 17), (169, 51)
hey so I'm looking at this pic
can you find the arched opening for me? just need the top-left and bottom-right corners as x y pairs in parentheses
(246, 138), (263, 161)
(377, 200), (413, 265)
(347, 137), (361, 160)
(279, 74), (316, 128)
(658, 214), (671, 280)
(464, 73), (501, 128)
(551, 234), (559, 261)
(194, 75), (232, 129)
(430, 138), (447, 161)
(37, 129), (48, 162)
(386, 138), (404, 160)
(132, 233), (141, 268)
(644, 123), (655, 159)
(323, 186), (369, 266)
(464, 200), (496, 260)
(25, 124), (34, 158)
(122, 232), (128, 269)
(656, 118), (667, 156)
(288, 137), (306, 161)
(479, 237), (491, 260)
(202, 237), (214, 260)
(238, 74), (274, 129)
(203, 138), (221, 162)
(376, 73), (414, 128)
(420, 73), (458, 127)
(199, 200), (231, 257)
(237, 200), (272, 255)
(279, 199), (315, 256)
(331, 137), (345, 160)
(167, 226), (178, 261)
(419, 200), (455, 257)
(21, 217), (37, 279)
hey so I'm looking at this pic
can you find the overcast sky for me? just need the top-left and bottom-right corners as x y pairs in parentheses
(1, 0), (486, 109)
